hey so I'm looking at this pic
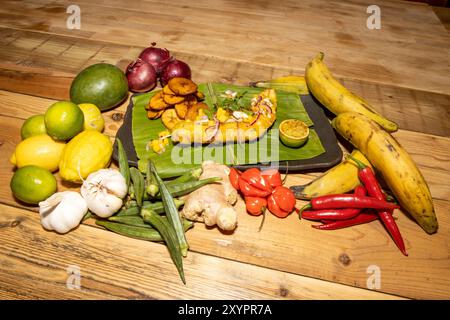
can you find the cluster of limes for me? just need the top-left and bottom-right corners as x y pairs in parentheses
(10, 102), (105, 204)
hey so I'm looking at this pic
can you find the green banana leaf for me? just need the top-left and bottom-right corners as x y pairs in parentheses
(132, 83), (325, 169)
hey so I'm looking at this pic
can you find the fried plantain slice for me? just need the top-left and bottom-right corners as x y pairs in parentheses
(149, 91), (169, 110)
(185, 94), (198, 106)
(163, 93), (185, 105)
(161, 108), (182, 130)
(175, 102), (189, 119)
(147, 108), (164, 120)
(195, 90), (205, 100)
(163, 84), (175, 95)
(168, 77), (198, 96)
(185, 102), (209, 121)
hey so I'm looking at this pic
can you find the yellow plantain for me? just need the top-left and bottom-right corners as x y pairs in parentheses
(249, 75), (309, 95)
(332, 112), (437, 234)
(305, 53), (398, 132)
(290, 150), (372, 199)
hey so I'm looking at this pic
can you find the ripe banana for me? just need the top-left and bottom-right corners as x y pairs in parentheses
(290, 150), (372, 199)
(249, 75), (309, 95)
(305, 53), (398, 132)
(332, 112), (437, 234)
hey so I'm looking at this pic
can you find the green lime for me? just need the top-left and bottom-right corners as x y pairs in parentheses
(20, 114), (46, 140)
(279, 119), (310, 148)
(10, 165), (57, 204)
(45, 101), (84, 141)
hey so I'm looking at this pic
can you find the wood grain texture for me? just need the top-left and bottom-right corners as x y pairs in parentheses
(0, 28), (448, 137)
(0, 92), (449, 299)
(0, 204), (404, 300)
(0, 0), (449, 95)
(0, 0), (449, 300)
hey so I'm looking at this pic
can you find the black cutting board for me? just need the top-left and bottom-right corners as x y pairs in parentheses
(113, 93), (342, 172)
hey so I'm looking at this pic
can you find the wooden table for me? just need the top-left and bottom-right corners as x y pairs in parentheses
(0, 0), (449, 300)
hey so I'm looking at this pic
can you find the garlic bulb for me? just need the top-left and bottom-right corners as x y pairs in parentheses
(80, 169), (127, 218)
(39, 191), (88, 234)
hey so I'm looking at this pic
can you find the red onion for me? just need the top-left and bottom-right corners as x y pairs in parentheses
(160, 59), (192, 86)
(138, 43), (172, 75)
(247, 112), (261, 127)
(126, 58), (157, 93)
(205, 118), (220, 142)
(261, 104), (272, 115)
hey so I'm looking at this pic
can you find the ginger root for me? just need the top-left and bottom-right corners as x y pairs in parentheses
(181, 161), (238, 231)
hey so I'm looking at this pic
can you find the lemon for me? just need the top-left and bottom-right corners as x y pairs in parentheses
(21, 114), (46, 140)
(45, 101), (84, 141)
(279, 119), (310, 148)
(10, 134), (66, 172)
(10, 165), (57, 204)
(59, 130), (112, 183)
(78, 103), (104, 132)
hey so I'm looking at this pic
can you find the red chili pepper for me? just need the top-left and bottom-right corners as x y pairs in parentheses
(267, 194), (290, 218)
(301, 194), (399, 212)
(348, 154), (408, 256)
(245, 197), (267, 216)
(302, 208), (360, 220)
(300, 185), (367, 220)
(229, 167), (241, 191)
(238, 178), (271, 198)
(312, 211), (379, 230)
(240, 168), (271, 192)
(271, 186), (296, 213)
(261, 168), (282, 188)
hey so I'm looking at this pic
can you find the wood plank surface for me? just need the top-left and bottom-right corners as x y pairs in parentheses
(0, 0), (449, 301)
(0, 92), (449, 299)
(1, 204), (404, 300)
(0, 28), (449, 137)
(0, 0), (449, 95)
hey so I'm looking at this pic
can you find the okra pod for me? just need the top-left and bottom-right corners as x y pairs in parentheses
(116, 199), (185, 216)
(108, 215), (194, 230)
(150, 161), (189, 257)
(165, 167), (203, 186)
(141, 208), (185, 284)
(130, 167), (145, 207)
(96, 220), (163, 241)
(146, 160), (159, 197)
(156, 177), (222, 199)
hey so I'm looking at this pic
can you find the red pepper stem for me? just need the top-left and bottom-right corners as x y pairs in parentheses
(298, 203), (312, 219)
(346, 154), (368, 170)
(258, 208), (266, 232)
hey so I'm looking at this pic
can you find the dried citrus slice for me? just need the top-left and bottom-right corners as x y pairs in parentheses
(163, 93), (185, 105)
(168, 77), (198, 96)
(149, 91), (169, 110)
(161, 108), (182, 130)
